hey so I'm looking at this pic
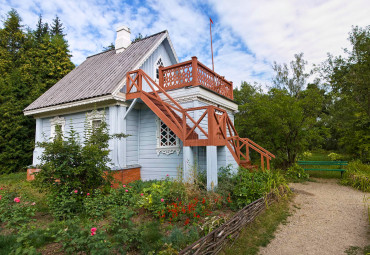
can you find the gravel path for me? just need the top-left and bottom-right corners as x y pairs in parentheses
(259, 179), (369, 255)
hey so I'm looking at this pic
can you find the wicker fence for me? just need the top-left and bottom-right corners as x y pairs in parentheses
(179, 187), (289, 255)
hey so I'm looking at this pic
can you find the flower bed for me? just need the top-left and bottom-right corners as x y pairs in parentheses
(0, 167), (289, 254)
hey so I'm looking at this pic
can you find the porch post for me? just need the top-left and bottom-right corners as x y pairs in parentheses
(183, 146), (194, 182)
(33, 118), (43, 166)
(109, 106), (118, 168)
(206, 146), (218, 190)
(117, 105), (126, 168)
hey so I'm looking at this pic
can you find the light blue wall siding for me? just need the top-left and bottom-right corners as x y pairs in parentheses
(126, 108), (139, 165)
(138, 106), (183, 180)
(140, 41), (177, 92)
(33, 109), (110, 166)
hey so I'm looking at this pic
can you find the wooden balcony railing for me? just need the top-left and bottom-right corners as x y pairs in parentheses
(126, 69), (275, 170)
(159, 57), (234, 100)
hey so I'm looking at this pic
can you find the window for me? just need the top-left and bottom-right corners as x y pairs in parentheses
(50, 116), (65, 138)
(92, 119), (102, 130)
(156, 118), (180, 155)
(86, 110), (104, 132)
(154, 57), (164, 81)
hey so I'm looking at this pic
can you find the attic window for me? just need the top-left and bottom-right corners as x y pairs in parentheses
(155, 57), (164, 81)
(156, 118), (180, 155)
(50, 116), (65, 138)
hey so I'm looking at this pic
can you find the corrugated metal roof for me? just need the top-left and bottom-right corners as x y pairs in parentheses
(25, 31), (167, 112)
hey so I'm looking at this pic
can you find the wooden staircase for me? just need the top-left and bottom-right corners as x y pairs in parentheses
(126, 69), (275, 170)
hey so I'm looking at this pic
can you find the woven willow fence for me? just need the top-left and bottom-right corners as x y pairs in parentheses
(179, 187), (289, 255)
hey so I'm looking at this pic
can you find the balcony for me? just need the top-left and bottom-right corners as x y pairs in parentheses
(159, 57), (234, 100)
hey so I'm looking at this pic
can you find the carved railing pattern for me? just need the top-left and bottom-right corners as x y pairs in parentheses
(161, 60), (193, 90)
(159, 57), (233, 100)
(197, 62), (233, 99)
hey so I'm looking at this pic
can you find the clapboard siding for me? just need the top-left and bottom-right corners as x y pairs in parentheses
(138, 106), (183, 180)
(126, 108), (139, 165)
(140, 42), (176, 93)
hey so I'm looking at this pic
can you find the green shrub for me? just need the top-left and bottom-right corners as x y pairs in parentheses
(285, 164), (309, 182)
(341, 161), (370, 192)
(136, 222), (164, 254)
(0, 189), (36, 229)
(57, 219), (112, 255)
(34, 116), (127, 219)
(83, 189), (108, 219)
(163, 226), (199, 250)
(11, 225), (60, 255)
(231, 169), (288, 209)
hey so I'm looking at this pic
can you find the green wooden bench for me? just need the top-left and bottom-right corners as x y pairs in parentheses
(297, 161), (348, 177)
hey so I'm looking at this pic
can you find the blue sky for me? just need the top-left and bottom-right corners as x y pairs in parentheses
(1, 0), (369, 87)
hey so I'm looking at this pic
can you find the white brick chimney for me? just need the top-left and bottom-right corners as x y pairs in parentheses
(115, 25), (131, 53)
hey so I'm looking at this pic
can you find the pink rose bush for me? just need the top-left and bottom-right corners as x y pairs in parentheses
(14, 197), (20, 203)
(91, 227), (97, 236)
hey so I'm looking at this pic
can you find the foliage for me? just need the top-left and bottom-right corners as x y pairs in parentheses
(341, 161), (370, 192)
(231, 169), (287, 209)
(285, 164), (309, 182)
(163, 226), (199, 251)
(0, 9), (74, 174)
(57, 219), (112, 255)
(11, 225), (60, 255)
(0, 188), (36, 229)
(136, 177), (187, 216)
(321, 26), (370, 162)
(34, 116), (127, 219)
(234, 75), (325, 168)
(328, 152), (342, 161)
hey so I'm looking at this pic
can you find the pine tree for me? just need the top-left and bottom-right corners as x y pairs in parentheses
(0, 9), (75, 173)
(50, 15), (65, 36)
(34, 14), (49, 41)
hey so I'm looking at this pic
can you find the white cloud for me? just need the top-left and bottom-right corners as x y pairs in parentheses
(208, 0), (370, 87)
(0, 0), (369, 88)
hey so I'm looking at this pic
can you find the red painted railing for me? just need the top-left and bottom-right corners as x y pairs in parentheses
(159, 57), (234, 100)
(126, 69), (274, 170)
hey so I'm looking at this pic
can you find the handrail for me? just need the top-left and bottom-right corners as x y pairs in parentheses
(126, 69), (275, 170)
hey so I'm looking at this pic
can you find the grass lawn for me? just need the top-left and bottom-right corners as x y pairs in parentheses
(0, 172), (47, 212)
(220, 195), (292, 255)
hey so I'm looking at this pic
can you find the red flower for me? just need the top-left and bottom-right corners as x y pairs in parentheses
(14, 197), (20, 203)
(184, 218), (190, 225)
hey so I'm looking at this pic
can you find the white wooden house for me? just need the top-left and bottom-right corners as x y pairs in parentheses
(24, 26), (274, 189)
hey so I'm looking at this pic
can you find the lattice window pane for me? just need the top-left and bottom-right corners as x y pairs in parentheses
(158, 121), (178, 147)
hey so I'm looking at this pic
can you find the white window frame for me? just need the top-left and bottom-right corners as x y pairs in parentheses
(154, 55), (164, 82)
(156, 118), (180, 155)
(86, 110), (105, 130)
(50, 116), (65, 138)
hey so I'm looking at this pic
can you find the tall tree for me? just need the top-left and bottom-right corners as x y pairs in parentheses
(322, 26), (370, 161)
(34, 14), (49, 41)
(235, 55), (324, 168)
(50, 15), (65, 36)
(272, 52), (310, 98)
(0, 9), (75, 173)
